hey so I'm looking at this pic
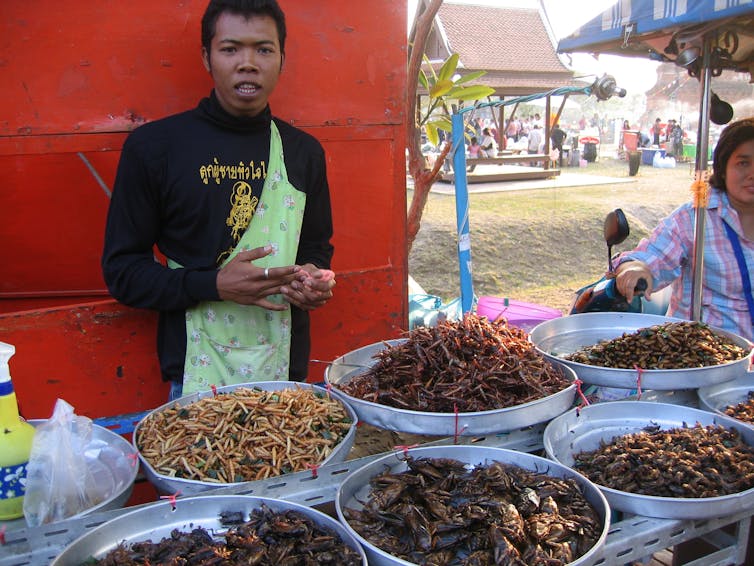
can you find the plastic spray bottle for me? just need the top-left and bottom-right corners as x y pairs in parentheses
(0, 341), (35, 520)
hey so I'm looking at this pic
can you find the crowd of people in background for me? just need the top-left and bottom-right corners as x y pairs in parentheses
(451, 113), (591, 168)
(619, 116), (689, 159)
(464, 114), (573, 167)
(422, 110), (702, 172)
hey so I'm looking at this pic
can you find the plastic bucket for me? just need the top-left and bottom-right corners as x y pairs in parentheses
(568, 148), (580, 167)
(641, 148), (660, 165)
(583, 142), (597, 162)
(623, 131), (639, 151)
(476, 297), (562, 333)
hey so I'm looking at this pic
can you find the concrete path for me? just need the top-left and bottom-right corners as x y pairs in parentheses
(420, 164), (636, 195)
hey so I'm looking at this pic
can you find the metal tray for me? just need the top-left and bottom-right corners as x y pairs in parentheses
(698, 374), (754, 428)
(26, 420), (138, 525)
(543, 401), (754, 519)
(325, 339), (577, 435)
(529, 312), (753, 390)
(335, 444), (610, 566)
(133, 381), (358, 496)
(51, 495), (367, 565)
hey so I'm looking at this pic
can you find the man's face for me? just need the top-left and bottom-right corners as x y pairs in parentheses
(202, 12), (283, 118)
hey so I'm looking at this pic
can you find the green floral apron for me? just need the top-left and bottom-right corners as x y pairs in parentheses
(173, 122), (305, 394)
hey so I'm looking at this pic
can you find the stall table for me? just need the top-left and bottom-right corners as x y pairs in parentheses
(1, 391), (750, 566)
(683, 143), (713, 161)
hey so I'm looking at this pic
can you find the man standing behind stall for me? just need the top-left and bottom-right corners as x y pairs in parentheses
(102, 0), (336, 398)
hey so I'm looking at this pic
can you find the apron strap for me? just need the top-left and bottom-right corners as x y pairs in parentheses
(723, 220), (754, 327)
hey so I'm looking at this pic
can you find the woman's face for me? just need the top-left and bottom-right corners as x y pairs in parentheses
(725, 139), (754, 209)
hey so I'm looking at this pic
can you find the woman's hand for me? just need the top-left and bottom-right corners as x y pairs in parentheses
(280, 264), (336, 311)
(615, 260), (654, 303)
(216, 245), (300, 309)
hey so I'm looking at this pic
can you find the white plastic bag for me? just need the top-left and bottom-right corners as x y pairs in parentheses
(653, 152), (677, 168)
(22, 399), (109, 526)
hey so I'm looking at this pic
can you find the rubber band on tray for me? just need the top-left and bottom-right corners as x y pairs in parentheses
(0, 524), (6, 546)
(325, 382), (333, 398)
(210, 384), (218, 397)
(453, 404), (468, 443)
(574, 379), (590, 415)
(305, 463), (319, 478)
(634, 365), (644, 399)
(691, 170), (710, 209)
(127, 452), (139, 467)
(160, 490), (182, 510)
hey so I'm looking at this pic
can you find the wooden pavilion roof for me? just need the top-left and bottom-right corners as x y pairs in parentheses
(426, 2), (582, 96)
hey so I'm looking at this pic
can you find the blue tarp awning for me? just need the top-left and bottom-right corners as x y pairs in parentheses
(558, 0), (754, 73)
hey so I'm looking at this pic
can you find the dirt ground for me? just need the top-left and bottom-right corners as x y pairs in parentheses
(408, 152), (698, 313)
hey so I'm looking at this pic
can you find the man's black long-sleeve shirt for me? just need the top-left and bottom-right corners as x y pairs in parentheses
(102, 92), (334, 383)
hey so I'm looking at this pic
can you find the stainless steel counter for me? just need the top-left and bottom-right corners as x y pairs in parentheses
(1, 390), (750, 566)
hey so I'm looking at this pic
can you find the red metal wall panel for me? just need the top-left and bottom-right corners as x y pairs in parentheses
(0, 0), (408, 417)
(0, 151), (116, 297)
(0, 135), (402, 296)
(1, 1), (406, 135)
(0, 300), (166, 419)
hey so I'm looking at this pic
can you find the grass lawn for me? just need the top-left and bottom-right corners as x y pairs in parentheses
(408, 153), (701, 311)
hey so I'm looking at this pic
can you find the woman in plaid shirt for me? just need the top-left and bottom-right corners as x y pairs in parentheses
(615, 116), (754, 341)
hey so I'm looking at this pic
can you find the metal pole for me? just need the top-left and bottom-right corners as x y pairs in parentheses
(451, 112), (474, 313)
(544, 96), (551, 170)
(690, 37), (713, 321)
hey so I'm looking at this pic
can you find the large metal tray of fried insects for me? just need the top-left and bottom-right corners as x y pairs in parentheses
(544, 401), (754, 519)
(335, 444), (610, 566)
(50, 495), (367, 565)
(698, 373), (754, 429)
(133, 381), (358, 496)
(324, 339), (578, 436)
(529, 312), (752, 390)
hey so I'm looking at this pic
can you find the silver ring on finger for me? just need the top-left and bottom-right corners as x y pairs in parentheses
(264, 267), (269, 279)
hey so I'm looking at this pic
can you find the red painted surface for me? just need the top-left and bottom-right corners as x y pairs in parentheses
(1, 1), (408, 419)
(0, 300), (167, 420)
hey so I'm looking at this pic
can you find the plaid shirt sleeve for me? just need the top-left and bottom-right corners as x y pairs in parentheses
(615, 192), (754, 340)
(615, 202), (694, 287)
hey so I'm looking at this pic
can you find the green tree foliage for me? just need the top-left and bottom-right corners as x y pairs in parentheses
(418, 53), (495, 146)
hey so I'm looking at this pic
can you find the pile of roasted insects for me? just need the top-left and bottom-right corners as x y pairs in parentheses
(336, 314), (571, 413)
(574, 423), (754, 498)
(343, 456), (603, 565)
(725, 391), (754, 423)
(137, 386), (352, 483)
(86, 504), (363, 565)
(565, 321), (748, 369)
